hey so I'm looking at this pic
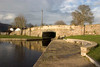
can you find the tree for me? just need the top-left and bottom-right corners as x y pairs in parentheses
(26, 23), (34, 28)
(14, 15), (26, 28)
(12, 15), (27, 35)
(71, 5), (94, 25)
(54, 20), (66, 25)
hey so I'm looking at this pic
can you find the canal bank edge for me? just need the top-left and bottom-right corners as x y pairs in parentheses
(64, 39), (100, 67)
(33, 39), (53, 67)
(0, 38), (42, 41)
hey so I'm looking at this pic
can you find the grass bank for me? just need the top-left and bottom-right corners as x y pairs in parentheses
(65, 35), (100, 63)
(0, 35), (42, 39)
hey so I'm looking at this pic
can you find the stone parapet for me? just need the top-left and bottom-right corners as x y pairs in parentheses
(10, 24), (100, 37)
(64, 39), (100, 66)
(64, 39), (97, 56)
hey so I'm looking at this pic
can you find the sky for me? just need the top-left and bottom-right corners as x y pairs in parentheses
(0, 0), (100, 25)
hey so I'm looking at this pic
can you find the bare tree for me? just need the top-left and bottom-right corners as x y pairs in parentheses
(12, 15), (27, 35)
(54, 20), (66, 25)
(14, 15), (26, 28)
(71, 5), (94, 25)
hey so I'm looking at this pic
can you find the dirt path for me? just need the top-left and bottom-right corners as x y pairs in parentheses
(34, 40), (95, 67)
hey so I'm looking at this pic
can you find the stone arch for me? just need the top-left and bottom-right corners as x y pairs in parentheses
(42, 31), (56, 38)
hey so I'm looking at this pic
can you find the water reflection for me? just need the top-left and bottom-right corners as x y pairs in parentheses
(0, 40), (51, 67)
(42, 39), (51, 46)
(9, 41), (47, 52)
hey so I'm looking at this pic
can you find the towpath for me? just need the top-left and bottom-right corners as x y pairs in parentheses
(34, 40), (95, 67)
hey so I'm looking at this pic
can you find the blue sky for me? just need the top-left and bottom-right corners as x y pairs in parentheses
(0, 0), (100, 25)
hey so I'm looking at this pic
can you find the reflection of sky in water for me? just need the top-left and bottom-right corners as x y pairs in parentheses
(0, 41), (47, 67)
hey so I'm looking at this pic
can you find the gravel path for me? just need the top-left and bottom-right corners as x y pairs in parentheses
(34, 40), (95, 67)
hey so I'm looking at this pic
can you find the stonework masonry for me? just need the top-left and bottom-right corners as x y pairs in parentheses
(10, 24), (100, 37)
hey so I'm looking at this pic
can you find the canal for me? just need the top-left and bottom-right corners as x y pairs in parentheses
(0, 40), (50, 67)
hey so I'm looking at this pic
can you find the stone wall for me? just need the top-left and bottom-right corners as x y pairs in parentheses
(0, 32), (9, 35)
(64, 39), (97, 56)
(10, 24), (100, 37)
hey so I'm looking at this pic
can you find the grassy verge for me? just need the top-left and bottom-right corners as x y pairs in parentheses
(65, 35), (100, 63)
(0, 35), (42, 39)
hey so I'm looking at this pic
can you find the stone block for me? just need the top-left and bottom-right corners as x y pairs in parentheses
(81, 47), (89, 56)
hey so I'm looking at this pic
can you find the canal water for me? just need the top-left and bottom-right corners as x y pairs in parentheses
(0, 40), (50, 67)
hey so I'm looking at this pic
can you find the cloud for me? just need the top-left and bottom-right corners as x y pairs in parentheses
(42, 11), (72, 25)
(0, 15), (3, 20)
(91, 7), (100, 24)
(0, 0), (99, 25)
(3, 13), (16, 20)
(59, 0), (81, 13)
(59, 0), (98, 13)
(0, 13), (16, 24)
(0, 13), (16, 20)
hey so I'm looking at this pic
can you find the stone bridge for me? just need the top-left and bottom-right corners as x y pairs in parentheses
(10, 24), (100, 38)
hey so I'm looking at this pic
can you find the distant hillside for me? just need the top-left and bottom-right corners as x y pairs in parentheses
(0, 23), (11, 32)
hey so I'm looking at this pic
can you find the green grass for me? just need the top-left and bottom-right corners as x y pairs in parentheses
(0, 35), (42, 39)
(65, 35), (100, 62)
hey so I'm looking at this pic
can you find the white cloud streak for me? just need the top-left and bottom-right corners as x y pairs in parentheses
(3, 13), (16, 20)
